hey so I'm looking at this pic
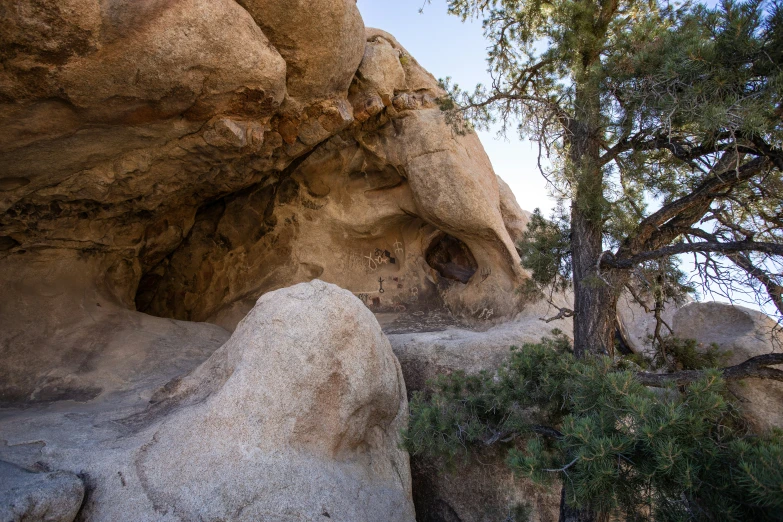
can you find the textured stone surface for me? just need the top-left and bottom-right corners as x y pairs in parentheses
(134, 27), (529, 329)
(0, 6), (541, 517)
(134, 280), (415, 521)
(0, 249), (230, 406)
(412, 452), (559, 522)
(616, 291), (681, 356)
(389, 295), (573, 392)
(3, 1), (778, 520)
(0, 281), (414, 521)
(0, 461), (84, 522)
(387, 297), (570, 522)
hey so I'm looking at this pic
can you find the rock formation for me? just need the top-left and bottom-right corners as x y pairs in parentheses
(1, 281), (414, 521)
(1, 1), (780, 521)
(672, 302), (783, 431)
(1, 1), (540, 518)
(0, 461), (84, 522)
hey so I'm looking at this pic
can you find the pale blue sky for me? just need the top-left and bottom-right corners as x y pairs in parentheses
(357, 0), (553, 215)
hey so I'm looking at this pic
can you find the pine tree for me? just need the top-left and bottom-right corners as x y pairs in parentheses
(420, 0), (783, 518)
(432, 0), (782, 354)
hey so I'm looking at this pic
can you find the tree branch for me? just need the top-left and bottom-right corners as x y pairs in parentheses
(615, 156), (770, 260)
(636, 353), (783, 387)
(604, 241), (783, 269)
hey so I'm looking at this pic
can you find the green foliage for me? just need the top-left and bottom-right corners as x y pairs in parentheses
(404, 336), (783, 520)
(658, 337), (733, 371)
(519, 208), (572, 291)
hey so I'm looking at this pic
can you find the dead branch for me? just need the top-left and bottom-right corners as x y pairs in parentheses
(636, 353), (783, 387)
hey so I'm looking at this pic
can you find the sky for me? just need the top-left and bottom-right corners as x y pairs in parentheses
(357, 0), (554, 216)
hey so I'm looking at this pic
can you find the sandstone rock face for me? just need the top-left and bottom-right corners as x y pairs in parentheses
(0, 248), (231, 405)
(0, 461), (84, 522)
(6, 1), (777, 520)
(132, 27), (529, 331)
(2, 1), (531, 351)
(0, 281), (414, 521)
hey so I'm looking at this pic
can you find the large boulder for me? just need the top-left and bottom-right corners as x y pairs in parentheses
(0, 281), (414, 521)
(134, 27), (531, 330)
(133, 280), (415, 521)
(235, 0), (366, 103)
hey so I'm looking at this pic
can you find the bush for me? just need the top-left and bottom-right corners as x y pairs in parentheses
(404, 334), (783, 521)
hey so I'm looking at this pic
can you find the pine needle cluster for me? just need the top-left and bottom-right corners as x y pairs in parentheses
(404, 333), (783, 521)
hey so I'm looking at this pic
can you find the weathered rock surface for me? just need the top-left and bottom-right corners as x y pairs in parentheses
(0, 248), (231, 406)
(0, 281), (414, 521)
(1, 2), (529, 342)
(385, 297), (571, 522)
(412, 452), (559, 522)
(134, 27), (529, 331)
(672, 302), (783, 431)
(389, 295), (573, 392)
(0, 2), (545, 518)
(0, 461), (84, 522)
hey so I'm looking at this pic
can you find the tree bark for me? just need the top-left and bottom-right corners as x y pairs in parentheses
(569, 80), (622, 358)
(636, 353), (783, 386)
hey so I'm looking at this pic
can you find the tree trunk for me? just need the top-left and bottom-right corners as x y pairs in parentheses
(568, 80), (619, 359)
(559, 484), (595, 522)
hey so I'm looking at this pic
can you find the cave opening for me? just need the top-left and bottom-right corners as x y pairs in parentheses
(425, 233), (477, 284)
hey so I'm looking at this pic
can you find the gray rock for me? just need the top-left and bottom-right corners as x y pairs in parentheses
(131, 280), (415, 521)
(0, 281), (415, 522)
(0, 461), (84, 522)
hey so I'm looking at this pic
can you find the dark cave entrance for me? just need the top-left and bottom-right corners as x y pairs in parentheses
(425, 233), (477, 284)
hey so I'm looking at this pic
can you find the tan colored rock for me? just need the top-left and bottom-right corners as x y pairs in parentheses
(0, 249), (230, 405)
(236, 0), (366, 103)
(358, 35), (408, 99)
(672, 302), (783, 431)
(1, 4), (530, 333)
(0, 461), (84, 522)
(364, 28), (441, 93)
(136, 281), (414, 521)
(0, 7), (552, 519)
(133, 28), (531, 328)
(388, 296), (573, 392)
(0, 281), (414, 521)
